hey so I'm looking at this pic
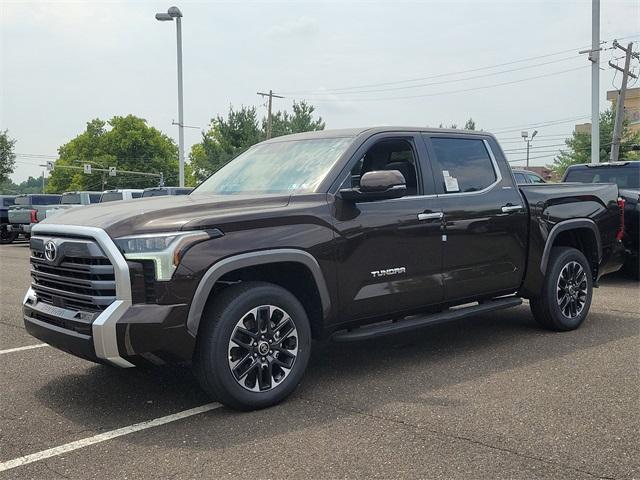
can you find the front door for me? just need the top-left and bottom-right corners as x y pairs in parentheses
(422, 134), (528, 302)
(331, 133), (444, 323)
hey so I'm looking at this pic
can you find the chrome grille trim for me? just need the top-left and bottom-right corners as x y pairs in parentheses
(27, 223), (134, 368)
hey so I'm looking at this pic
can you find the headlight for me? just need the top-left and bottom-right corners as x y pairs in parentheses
(114, 230), (222, 280)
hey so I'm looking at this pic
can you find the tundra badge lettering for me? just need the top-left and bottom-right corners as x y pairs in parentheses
(371, 267), (406, 278)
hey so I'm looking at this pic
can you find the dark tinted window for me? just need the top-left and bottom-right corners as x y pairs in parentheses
(100, 192), (123, 202)
(89, 194), (101, 203)
(175, 188), (193, 195)
(3, 198), (15, 207)
(513, 173), (527, 183)
(131, 191), (143, 198)
(430, 138), (497, 193)
(31, 195), (61, 205)
(564, 166), (640, 189)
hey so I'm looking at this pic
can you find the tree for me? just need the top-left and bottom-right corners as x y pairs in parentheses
(0, 130), (16, 184)
(549, 109), (640, 177)
(47, 115), (178, 193)
(190, 101), (325, 182)
(189, 106), (261, 183)
(267, 101), (325, 138)
(464, 118), (476, 130)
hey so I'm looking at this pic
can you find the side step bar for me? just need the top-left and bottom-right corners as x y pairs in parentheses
(331, 297), (523, 343)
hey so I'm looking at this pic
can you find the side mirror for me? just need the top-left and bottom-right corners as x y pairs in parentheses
(339, 170), (407, 202)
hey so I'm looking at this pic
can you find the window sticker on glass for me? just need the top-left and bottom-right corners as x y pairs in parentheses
(443, 170), (460, 192)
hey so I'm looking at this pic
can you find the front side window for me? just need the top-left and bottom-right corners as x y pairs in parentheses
(347, 139), (420, 196)
(3, 198), (14, 206)
(194, 137), (353, 195)
(430, 137), (497, 193)
(527, 173), (545, 183)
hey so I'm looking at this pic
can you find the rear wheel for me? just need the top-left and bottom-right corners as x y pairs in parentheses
(194, 281), (311, 411)
(530, 247), (593, 331)
(0, 227), (16, 244)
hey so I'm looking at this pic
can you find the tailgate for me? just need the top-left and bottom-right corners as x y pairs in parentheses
(8, 207), (33, 224)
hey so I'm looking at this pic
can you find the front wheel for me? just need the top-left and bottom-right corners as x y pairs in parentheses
(194, 281), (311, 411)
(530, 247), (593, 331)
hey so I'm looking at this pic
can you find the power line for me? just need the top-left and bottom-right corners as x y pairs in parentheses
(303, 66), (589, 103)
(293, 55), (583, 97)
(281, 34), (640, 96)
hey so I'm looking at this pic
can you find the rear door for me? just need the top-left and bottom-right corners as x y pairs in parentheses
(422, 134), (528, 302)
(332, 132), (444, 322)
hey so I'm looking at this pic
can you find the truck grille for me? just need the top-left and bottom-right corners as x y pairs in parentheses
(30, 238), (117, 312)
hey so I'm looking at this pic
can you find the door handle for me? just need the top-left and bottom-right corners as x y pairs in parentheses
(501, 205), (523, 213)
(417, 212), (444, 221)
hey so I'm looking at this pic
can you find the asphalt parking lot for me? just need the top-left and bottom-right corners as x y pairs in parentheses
(0, 242), (638, 479)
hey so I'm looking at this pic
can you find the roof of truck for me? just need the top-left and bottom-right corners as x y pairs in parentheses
(261, 127), (495, 143)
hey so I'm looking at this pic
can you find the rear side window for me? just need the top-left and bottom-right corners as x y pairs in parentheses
(513, 173), (527, 183)
(3, 198), (14, 207)
(89, 194), (101, 203)
(142, 189), (168, 197)
(61, 194), (81, 205)
(131, 192), (143, 198)
(527, 173), (545, 183)
(430, 137), (497, 193)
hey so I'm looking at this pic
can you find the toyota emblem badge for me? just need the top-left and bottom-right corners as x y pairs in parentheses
(44, 241), (57, 262)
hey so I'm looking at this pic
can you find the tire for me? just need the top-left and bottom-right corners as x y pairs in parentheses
(0, 227), (16, 244)
(193, 281), (312, 411)
(530, 247), (593, 331)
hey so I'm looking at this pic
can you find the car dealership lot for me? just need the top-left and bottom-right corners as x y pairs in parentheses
(0, 242), (638, 479)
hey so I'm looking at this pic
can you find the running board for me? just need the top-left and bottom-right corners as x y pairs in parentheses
(331, 297), (523, 343)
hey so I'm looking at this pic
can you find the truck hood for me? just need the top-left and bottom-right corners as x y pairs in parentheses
(38, 193), (291, 238)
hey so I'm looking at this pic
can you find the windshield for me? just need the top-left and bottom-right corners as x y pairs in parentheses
(100, 192), (123, 202)
(565, 165), (640, 189)
(61, 193), (81, 204)
(194, 137), (353, 195)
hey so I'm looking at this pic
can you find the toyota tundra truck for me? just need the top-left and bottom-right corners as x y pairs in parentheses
(23, 128), (625, 410)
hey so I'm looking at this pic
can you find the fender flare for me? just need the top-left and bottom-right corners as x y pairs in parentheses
(186, 249), (331, 336)
(540, 219), (601, 275)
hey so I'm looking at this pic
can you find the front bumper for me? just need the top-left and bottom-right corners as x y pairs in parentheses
(23, 289), (193, 366)
(22, 224), (195, 367)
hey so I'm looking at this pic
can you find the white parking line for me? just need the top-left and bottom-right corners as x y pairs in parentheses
(0, 403), (222, 472)
(0, 343), (48, 355)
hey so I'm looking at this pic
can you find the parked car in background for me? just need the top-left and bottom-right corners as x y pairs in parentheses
(563, 161), (640, 276)
(46, 191), (102, 219)
(99, 189), (144, 202)
(512, 169), (546, 184)
(0, 195), (16, 244)
(8, 194), (61, 239)
(142, 186), (193, 197)
(24, 127), (625, 410)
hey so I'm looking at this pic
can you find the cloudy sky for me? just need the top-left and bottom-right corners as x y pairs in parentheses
(1, 0), (638, 182)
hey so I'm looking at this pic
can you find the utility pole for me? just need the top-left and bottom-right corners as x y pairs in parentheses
(521, 130), (538, 168)
(257, 90), (284, 139)
(38, 164), (47, 193)
(578, 0), (600, 163)
(609, 41), (639, 162)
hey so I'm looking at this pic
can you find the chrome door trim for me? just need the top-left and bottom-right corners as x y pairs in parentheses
(417, 212), (444, 221)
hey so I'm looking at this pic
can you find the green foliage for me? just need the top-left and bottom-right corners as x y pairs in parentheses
(46, 115), (178, 193)
(266, 101), (325, 138)
(550, 109), (640, 176)
(189, 106), (261, 183)
(464, 118), (476, 130)
(0, 130), (17, 184)
(0, 176), (47, 194)
(190, 101), (325, 182)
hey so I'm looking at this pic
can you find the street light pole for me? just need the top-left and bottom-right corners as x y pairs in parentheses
(521, 130), (538, 169)
(156, 6), (185, 187)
